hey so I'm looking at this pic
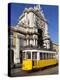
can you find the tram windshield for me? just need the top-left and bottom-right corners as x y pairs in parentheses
(22, 51), (31, 59)
(22, 52), (25, 59)
(26, 51), (31, 59)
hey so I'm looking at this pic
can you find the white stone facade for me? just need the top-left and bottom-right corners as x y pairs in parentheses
(11, 5), (51, 65)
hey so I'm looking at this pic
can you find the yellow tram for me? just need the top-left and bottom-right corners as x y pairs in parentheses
(22, 49), (58, 71)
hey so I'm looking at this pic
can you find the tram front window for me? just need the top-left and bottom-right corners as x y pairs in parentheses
(22, 52), (25, 59)
(26, 51), (31, 59)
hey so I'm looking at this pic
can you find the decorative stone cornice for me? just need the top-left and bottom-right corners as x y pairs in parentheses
(18, 7), (47, 23)
(10, 26), (38, 36)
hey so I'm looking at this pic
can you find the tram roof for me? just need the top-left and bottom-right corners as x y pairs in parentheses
(21, 47), (56, 53)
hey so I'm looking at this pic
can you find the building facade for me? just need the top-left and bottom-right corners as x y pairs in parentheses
(9, 5), (58, 67)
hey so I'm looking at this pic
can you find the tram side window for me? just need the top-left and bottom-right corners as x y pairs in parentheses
(50, 53), (53, 59)
(45, 53), (48, 59)
(50, 53), (51, 59)
(46, 53), (48, 59)
(50, 53), (52, 59)
(48, 53), (52, 59)
(40, 52), (42, 60)
(32, 52), (37, 60)
(46, 53), (50, 59)
(52, 53), (53, 58)
(51, 53), (53, 59)
(26, 51), (31, 59)
(43, 53), (48, 60)
(47, 53), (49, 59)
(52, 53), (55, 58)
(43, 53), (46, 59)
(48, 53), (50, 59)
(40, 53), (46, 60)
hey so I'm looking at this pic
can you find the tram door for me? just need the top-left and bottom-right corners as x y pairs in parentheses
(32, 52), (37, 67)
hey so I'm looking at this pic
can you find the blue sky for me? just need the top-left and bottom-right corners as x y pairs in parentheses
(8, 3), (58, 43)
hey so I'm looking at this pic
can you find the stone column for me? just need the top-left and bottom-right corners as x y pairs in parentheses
(14, 34), (20, 64)
(46, 40), (50, 49)
(28, 12), (34, 27)
(25, 12), (28, 25)
(44, 23), (48, 36)
(36, 39), (37, 46)
(43, 22), (50, 49)
(33, 39), (35, 46)
(27, 39), (29, 46)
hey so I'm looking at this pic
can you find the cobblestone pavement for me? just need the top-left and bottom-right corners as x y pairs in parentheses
(11, 65), (58, 77)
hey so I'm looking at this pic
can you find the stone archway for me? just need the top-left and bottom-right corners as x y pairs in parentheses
(38, 28), (43, 48)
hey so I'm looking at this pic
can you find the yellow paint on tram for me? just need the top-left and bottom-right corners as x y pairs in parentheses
(22, 59), (57, 70)
(22, 59), (32, 70)
(37, 58), (57, 68)
(22, 49), (58, 71)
